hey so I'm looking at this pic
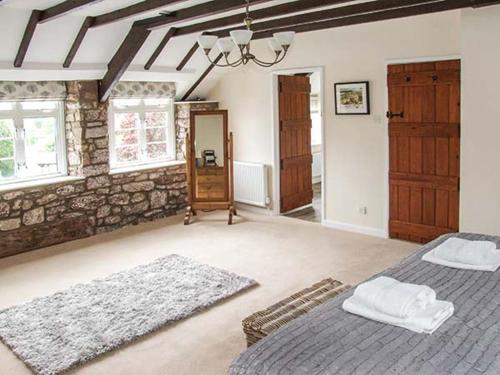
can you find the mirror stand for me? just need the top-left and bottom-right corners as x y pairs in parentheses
(184, 110), (236, 225)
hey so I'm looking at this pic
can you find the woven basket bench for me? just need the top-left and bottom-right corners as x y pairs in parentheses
(242, 278), (351, 347)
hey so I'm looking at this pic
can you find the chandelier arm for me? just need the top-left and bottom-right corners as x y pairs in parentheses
(204, 52), (242, 67)
(252, 50), (288, 67)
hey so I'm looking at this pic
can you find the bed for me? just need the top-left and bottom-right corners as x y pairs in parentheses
(229, 233), (500, 375)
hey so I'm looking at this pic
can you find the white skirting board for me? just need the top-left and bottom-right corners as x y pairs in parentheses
(322, 220), (387, 238)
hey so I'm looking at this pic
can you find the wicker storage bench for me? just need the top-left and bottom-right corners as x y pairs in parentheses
(242, 278), (351, 347)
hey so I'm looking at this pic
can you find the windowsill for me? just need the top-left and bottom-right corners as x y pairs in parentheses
(109, 160), (186, 175)
(0, 175), (85, 193)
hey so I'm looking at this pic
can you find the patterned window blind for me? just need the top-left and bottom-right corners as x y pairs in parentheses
(109, 82), (176, 99)
(0, 81), (67, 101)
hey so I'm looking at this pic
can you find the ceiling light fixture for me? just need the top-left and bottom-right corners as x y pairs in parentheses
(197, 0), (295, 68)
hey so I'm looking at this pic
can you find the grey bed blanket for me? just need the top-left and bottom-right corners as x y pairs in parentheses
(229, 233), (500, 375)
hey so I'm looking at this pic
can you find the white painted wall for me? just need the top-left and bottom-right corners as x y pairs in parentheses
(209, 11), (462, 234)
(460, 7), (500, 236)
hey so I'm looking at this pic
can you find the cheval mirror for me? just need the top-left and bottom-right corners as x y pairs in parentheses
(184, 110), (236, 225)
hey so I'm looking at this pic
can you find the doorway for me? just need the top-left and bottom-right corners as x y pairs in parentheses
(272, 67), (324, 223)
(387, 59), (461, 243)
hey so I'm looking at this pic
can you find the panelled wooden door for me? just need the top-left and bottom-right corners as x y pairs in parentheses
(278, 75), (313, 213)
(388, 60), (461, 243)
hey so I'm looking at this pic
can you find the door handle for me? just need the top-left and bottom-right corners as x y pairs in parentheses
(386, 111), (404, 119)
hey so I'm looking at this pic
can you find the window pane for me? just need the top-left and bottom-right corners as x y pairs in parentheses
(145, 128), (167, 143)
(0, 102), (14, 111)
(23, 117), (58, 176)
(115, 112), (140, 130)
(21, 101), (57, 111)
(145, 112), (167, 128)
(112, 99), (141, 109)
(144, 98), (169, 107)
(0, 139), (14, 158)
(146, 143), (167, 160)
(0, 119), (15, 138)
(116, 146), (139, 163)
(0, 159), (15, 179)
(115, 130), (138, 148)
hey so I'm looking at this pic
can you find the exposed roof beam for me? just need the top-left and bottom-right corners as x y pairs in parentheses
(63, 16), (94, 68)
(144, 27), (178, 70)
(136, 0), (272, 29)
(14, 0), (102, 68)
(147, 0), (352, 70)
(39, 0), (103, 22)
(92, 0), (186, 27)
(63, 0), (186, 68)
(14, 10), (41, 68)
(181, 53), (223, 101)
(176, 43), (202, 71)
(98, 0), (273, 102)
(99, 26), (151, 102)
(180, 0), (500, 100)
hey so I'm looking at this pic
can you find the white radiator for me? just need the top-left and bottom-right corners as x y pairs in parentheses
(233, 161), (269, 207)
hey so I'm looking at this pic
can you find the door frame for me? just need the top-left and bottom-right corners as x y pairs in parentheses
(271, 66), (325, 220)
(383, 54), (462, 238)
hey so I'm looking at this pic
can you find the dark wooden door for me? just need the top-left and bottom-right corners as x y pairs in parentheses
(388, 60), (460, 243)
(278, 75), (313, 213)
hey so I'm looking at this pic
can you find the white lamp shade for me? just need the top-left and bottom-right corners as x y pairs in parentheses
(217, 37), (235, 53)
(230, 29), (253, 46)
(268, 37), (283, 53)
(198, 35), (218, 50)
(273, 31), (295, 47)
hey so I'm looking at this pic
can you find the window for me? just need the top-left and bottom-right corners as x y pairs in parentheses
(109, 98), (175, 170)
(0, 100), (66, 184)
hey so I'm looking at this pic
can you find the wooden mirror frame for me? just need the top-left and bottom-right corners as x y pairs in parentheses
(184, 110), (236, 225)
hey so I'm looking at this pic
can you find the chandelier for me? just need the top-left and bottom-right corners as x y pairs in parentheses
(197, 0), (295, 68)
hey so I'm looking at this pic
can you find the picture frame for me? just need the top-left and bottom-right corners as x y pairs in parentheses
(334, 81), (370, 115)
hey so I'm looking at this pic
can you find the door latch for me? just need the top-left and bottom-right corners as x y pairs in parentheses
(386, 111), (404, 119)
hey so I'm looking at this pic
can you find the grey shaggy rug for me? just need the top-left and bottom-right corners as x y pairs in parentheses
(0, 254), (256, 375)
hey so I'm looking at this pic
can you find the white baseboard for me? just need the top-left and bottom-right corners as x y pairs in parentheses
(322, 220), (387, 238)
(235, 202), (273, 216)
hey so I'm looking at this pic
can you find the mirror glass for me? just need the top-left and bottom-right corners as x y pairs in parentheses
(194, 114), (226, 201)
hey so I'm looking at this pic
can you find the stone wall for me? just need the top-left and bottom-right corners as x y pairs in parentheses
(0, 81), (197, 259)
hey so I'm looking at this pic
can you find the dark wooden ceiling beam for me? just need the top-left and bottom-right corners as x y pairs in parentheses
(99, 26), (151, 102)
(98, 0), (273, 101)
(14, 0), (102, 68)
(14, 10), (41, 68)
(144, 27), (178, 70)
(180, 0), (500, 100)
(39, 0), (103, 22)
(63, 16), (95, 68)
(136, 0), (272, 29)
(181, 53), (223, 101)
(63, 0), (186, 68)
(92, 0), (186, 27)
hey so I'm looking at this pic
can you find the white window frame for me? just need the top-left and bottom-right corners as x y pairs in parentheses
(0, 100), (67, 186)
(108, 98), (176, 171)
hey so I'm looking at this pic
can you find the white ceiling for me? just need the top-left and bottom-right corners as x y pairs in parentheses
(0, 0), (366, 99)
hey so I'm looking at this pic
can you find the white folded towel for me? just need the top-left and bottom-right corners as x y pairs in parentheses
(422, 237), (500, 272)
(343, 296), (454, 334)
(352, 276), (436, 319)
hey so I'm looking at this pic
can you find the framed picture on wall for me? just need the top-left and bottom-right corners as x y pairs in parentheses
(334, 81), (370, 115)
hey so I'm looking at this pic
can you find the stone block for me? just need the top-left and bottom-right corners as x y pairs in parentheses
(23, 207), (45, 226)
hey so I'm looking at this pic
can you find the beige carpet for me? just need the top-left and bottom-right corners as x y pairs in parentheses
(0, 210), (416, 375)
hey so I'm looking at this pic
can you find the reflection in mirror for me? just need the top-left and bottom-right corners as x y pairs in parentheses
(194, 114), (226, 201)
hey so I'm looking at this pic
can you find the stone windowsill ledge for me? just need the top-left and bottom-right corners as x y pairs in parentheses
(0, 176), (85, 193)
(109, 160), (186, 175)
